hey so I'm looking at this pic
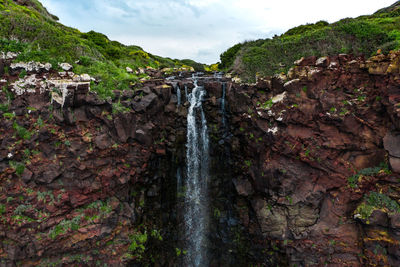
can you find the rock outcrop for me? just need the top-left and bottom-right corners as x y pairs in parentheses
(226, 51), (400, 266)
(0, 51), (400, 266)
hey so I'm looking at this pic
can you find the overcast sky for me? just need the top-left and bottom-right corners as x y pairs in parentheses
(41, 0), (396, 64)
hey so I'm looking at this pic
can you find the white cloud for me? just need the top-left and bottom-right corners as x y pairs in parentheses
(41, 0), (396, 64)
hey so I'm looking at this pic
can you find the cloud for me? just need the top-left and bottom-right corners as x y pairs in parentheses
(41, 0), (395, 64)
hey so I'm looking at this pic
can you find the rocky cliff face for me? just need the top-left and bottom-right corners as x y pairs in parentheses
(0, 51), (399, 266)
(225, 52), (400, 266)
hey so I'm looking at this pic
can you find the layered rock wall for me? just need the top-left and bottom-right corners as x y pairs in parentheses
(226, 52), (400, 266)
(1, 52), (400, 266)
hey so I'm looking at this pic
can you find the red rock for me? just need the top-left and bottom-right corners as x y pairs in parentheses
(156, 148), (166, 155)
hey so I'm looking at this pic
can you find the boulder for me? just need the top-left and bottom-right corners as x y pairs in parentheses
(368, 209), (389, 227)
(94, 134), (112, 149)
(132, 93), (158, 112)
(389, 157), (400, 173)
(59, 63), (73, 71)
(316, 56), (329, 67)
(252, 198), (288, 239)
(384, 132), (400, 157)
(36, 165), (61, 184)
(10, 61), (52, 73)
(233, 178), (254, 196)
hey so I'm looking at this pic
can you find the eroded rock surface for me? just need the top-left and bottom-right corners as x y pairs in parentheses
(0, 52), (400, 266)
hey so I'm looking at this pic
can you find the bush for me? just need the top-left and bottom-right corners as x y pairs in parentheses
(220, 8), (400, 81)
(220, 43), (243, 69)
(13, 122), (32, 140)
(0, 0), (204, 98)
(9, 161), (25, 176)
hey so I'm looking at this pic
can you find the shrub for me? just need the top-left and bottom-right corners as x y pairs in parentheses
(220, 8), (400, 81)
(13, 122), (32, 140)
(49, 216), (82, 239)
(128, 231), (148, 259)
(9, 161), (25, 176)
(348, 162), (391, 188)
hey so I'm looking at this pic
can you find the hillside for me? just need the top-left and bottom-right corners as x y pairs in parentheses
(0, 0), (205, 98)
(220, 1), (400, 81)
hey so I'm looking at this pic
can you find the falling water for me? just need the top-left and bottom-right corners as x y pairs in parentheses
(221, 82), (226, 128)
(177, 85), (182, 106)
(184, 77), (209, 266)
(185, 85), (188, 101)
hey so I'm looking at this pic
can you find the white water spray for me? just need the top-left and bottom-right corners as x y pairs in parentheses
(183, 78), (209, 266)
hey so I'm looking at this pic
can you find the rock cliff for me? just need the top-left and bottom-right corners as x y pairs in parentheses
(0, 51), (400, 266)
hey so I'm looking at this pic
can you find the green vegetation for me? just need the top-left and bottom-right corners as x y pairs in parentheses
(0, 0), (205, 98)
(348, 162), (391, 188)
(112, 100), (131, 114)
(13, 121), (32, 140)
(127, 231), (148, 259)
(355, 191), (400, 221)
(0, 204), (5, 216)
(9, 161), (25, 176)
(49, 216), (81, 239)
(47, 199), (113, 239)
(220, 3), (400, 81)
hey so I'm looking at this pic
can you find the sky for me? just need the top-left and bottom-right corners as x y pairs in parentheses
(40, 0), (396, 64)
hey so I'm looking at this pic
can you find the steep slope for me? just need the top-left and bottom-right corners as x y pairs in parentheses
(0, 0), (205, 98)
(220, 1), (400, 81)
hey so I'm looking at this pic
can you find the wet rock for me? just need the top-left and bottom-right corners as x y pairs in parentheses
(233, 178), (253, 196)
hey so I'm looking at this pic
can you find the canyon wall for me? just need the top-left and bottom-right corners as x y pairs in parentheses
(0, 52), (400, 266)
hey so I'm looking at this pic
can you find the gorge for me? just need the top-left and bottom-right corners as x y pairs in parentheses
(1, 51), (400, 266)
(1, 0), (400, 266)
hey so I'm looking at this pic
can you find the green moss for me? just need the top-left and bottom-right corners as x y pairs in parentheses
(355, 191), (400, 220)
(348, 162), (391, 188)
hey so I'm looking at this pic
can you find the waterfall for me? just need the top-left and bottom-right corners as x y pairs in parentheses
(184, 78), (209, 266)
(185, 85), (188, 102)
(177, 85), (181, 106)
(221, 82), (226, 128)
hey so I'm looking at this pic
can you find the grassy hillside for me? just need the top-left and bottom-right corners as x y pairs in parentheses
(0, 0), (205, 97)
(220, 1), (400, 81)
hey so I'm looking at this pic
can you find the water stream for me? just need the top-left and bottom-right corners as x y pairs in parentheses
(221, 82), (227, 128)
(177, 84), (181, 106)
(183, 77), (210, 266)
